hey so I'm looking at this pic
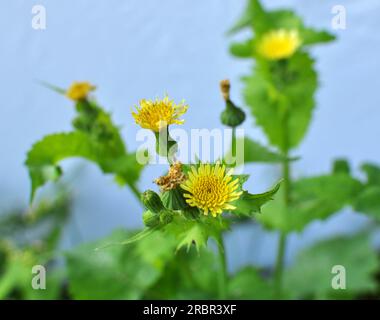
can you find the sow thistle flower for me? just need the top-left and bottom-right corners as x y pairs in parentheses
(66, 81), (96, 101)
(132, 96), (188, 132)
(181, 163), (243, 217)
(257, 29), (301, 60)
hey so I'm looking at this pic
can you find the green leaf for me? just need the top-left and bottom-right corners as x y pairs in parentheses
(301, 28), (336, 45)
(25, 132), (143, 201)
(284, 233), (378, 299)
(332, 158), (351, 175)
(229, 1), (335, 46)
(244, 52), (317, 151)
(225, 137), (285, 165)
(354, 186), (380, 220)
(361, 163), (380, 186)
(65, 229), (176, 299)
(164, 215), (229, 252)
(228, 266), (275, 299)
(229, 40), (253, 58)
(257, 174), (362, 232)
(25, 96), (144, 202)
(231, 180), (282, 216)
(352, 163), (380, 220)
(227, 0), (267, 35)
(262, 10), (303, 33)
(145, 247), (219, 299)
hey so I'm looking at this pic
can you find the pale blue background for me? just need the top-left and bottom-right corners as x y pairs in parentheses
(1, 0), (379, 270)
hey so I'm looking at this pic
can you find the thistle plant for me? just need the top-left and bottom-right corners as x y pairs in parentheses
(22, 1), (380, 300)
(128, 95), (280, 299)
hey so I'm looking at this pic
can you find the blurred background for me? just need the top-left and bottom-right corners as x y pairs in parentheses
(1, 0), (380, 274)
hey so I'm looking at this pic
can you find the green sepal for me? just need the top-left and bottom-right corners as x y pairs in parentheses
(220, 100), (246, 128)
(141, 190), (165, 214)
(142, 210), (160, 228)
(161, 188), (189, 210)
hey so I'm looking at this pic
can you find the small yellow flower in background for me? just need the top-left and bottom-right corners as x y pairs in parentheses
(257, 29), (301, 60)
(66, 81), (96, 101)
(132, 96), (188, 132)
(181, 163), (243, 217)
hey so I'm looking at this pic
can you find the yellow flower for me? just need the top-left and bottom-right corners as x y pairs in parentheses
(132, 96), (188, 132)
(181, 163), (243, 217)
(66, 81), (96, 101)
(257, 29), (301, 60)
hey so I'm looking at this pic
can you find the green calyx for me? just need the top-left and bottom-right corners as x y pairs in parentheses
(220, 100), (246, 128)
(141, 190), (175, 227)
(141, 190), (166, 213)
(161, 188), (188, 210)
(159, 210), (174, 225)
(142, 210), (160, 227)
(219, 79), (246, 128)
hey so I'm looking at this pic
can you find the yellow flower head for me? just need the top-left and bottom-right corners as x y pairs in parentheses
(257, 29), (301, 60)
(66, 81), (96, 101)
(132, 96), (188, 132)
(181, 163), (243, 217)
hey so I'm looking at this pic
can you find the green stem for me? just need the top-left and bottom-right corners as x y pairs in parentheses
(274, 110), (291, 298)
(274, 229), (287, 297)
(231, 127), (236, 159)
(217, 235), (228, 299)
(128, 182), (142, 203)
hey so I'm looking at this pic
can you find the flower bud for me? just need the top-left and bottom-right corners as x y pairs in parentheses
(219, 79), (246, 128)
(141, 190), (165, 214)
(142, 210), (160, 227)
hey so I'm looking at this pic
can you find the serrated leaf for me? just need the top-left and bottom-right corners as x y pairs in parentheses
(229, 40), (253, 58)
(301, 28), (336, 45)
(164, 215), (229, 252)
(227, 0), (266, 35)
(229, 1), (335, 47)
(25, 132), (143, 201)
(257, 174), (363, 232)
(284, 233), (378, 299)
(231, 180), (282, 216)
(244, 52), (317, 151)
